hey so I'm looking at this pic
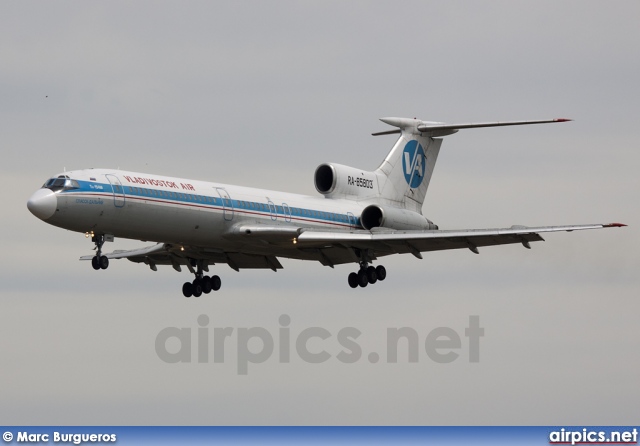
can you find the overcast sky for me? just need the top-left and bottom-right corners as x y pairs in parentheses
(1, 1), (638, 425)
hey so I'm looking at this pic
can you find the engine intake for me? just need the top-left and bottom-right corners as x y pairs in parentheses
(314, 164), (336, 194)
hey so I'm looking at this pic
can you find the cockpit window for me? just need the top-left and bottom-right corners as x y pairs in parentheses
(42, 177), (80, 192)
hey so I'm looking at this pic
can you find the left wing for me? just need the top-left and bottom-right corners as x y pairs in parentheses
(294, 223), (626, 263)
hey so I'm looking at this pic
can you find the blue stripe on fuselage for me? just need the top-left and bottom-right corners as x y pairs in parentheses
(61, 180), (360, 228)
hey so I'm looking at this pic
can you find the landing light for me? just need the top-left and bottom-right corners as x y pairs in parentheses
(293, 238), (297, 245)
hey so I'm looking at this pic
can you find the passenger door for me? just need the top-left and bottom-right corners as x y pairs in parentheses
(105, 174), (125, 208)
(216, 188), (234, 221)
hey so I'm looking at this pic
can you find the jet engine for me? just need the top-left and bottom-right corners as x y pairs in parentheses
(314, 163), (378, 199)
(360, 204), (438, 231)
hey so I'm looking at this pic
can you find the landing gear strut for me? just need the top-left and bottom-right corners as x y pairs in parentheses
(182, 259), (221, 298)
(90, 234), (109, 270)
(348, 261), (386, 289)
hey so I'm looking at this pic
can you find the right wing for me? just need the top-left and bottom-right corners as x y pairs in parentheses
(80, 241), (284, 272)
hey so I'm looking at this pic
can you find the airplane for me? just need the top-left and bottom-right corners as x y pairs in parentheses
(27, 116), (625, 297)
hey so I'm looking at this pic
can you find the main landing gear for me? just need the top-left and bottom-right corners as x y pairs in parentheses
(90, 234), (109, 271)
(348, 263), (386, 289)
(182, 260), (221, 298)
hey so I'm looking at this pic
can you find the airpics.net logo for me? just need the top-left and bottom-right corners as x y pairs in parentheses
(155, 315), (484, 375)
(402, 140), (426, 188)
(549, 428), (638, 445)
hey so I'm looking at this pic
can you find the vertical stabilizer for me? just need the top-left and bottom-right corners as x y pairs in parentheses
(375, 119), (443, 213)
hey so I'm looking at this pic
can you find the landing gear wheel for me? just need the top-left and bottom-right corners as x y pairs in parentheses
(348, 272), (358, 289)
(202, 276), (213, 294)
(211, 275), (221, 291)
(90, 234), (107, 270)
(192, 279), (202, 297)
(366, 266), (377, 284)
(182, 282), (193, 298)
(375, 265), (386, 281)
(357, 269), (368, 288)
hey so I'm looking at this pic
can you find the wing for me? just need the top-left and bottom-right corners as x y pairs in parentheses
(79, 223), (302, 272)
(81, 222), (625, 271)
(80, 239), (285, 273)
(293, 223), (627, 264)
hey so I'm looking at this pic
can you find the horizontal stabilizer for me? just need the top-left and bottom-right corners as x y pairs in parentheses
(373, 117), (571, 137)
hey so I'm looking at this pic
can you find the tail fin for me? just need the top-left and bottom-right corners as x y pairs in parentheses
(375, 129), (442, 213)
(373, 116), (570, 212)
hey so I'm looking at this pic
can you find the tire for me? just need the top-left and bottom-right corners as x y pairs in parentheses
(348, 272), (358, 288)
(91, 256), (100, 270)
(375, 265), (386, 281)
(202, 276), (213, 294)
(357, 270), (368, 288)
(211, 275), (221, 291)
(366, 266), (377, 284)
(192, 280), (202, 298)
(99, 255), (109, 270)
(182, 282), (193, 298)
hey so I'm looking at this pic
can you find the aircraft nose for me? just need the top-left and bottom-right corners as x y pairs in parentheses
(27, 189), (57, 220)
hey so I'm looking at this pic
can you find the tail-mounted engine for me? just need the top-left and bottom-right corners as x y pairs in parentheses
(360, 204), (438, 231)
(314, 163), (379, 199)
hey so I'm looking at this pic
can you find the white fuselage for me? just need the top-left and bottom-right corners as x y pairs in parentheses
(38, 168), (374, 261)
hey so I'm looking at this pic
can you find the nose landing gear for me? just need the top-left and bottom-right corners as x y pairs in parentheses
(89, 234), (109, 270)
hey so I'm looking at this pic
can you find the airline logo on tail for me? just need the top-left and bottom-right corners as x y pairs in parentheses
(402, 140), (426, 187)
